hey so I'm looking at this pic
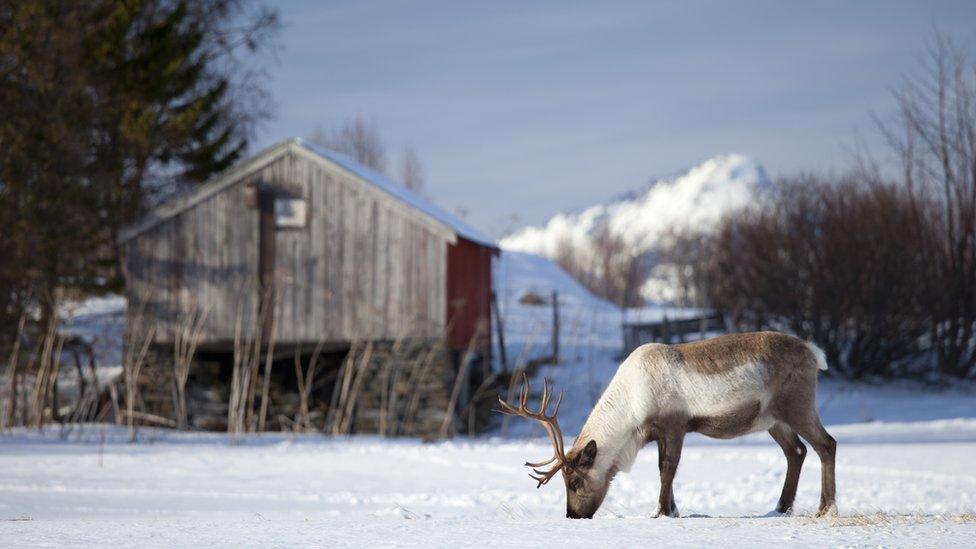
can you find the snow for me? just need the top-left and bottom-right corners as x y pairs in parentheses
(298, 139), (497, 249)
(502, 153), (768, 256)
(7, 227), (972, 546)
(492, 251), (707, 361)
(56, 295), (127, 389)
(493, 250), (621, 362)
(624, 305), (711, 324)
(500, 154), (770, 302)
(5, 286), (976, 546)
(2, 380), (975, 547)
(490, 250), (709, 436)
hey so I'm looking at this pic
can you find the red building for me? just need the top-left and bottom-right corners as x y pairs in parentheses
(447, 237), (496, 354)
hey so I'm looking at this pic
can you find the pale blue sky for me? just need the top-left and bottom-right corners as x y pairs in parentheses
(253, 1), (976, 236)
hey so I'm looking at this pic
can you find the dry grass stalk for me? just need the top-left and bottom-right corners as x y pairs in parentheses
(378, 329), (409, 436)
(439, 323), (486, 439)
(256, 304), (279, 432)
(108, 382), (122, 425)
(293, 338), (325, 432)
(246, 288), (277, 431)
(121, 410), (176, 428)
(228, 295), (255, 437)
(61, 344), (102, 435)
(336, 339), (375, 435)
(47, 336), (65, 422)
(61, 350), (101, 439)
(459, 371), (501, 436)
(499, 321), (547, 436)
(227, 284), (278, 437)
(394, 312), (464, 436)
(399, 339), (451, 436)
(243, 305), (264, 431)
(2, 311), (28, 430)
(173, 305), (209, 430)
(29, 310), (64, 429)
(326, 339), (361, 434)
(123, 310), (157, 443)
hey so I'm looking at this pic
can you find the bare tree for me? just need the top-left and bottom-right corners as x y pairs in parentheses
(552, 227), (649, 308)
(881, 34), (976, 378)
(400, 144), (424, 192)
(311, 115), (388, 173)
(680, 174), (931, 378)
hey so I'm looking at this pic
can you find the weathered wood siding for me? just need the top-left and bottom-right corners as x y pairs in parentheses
(123, 148), (451, 345)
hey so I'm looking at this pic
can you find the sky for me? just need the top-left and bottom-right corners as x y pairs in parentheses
(252, 1), (976, 237)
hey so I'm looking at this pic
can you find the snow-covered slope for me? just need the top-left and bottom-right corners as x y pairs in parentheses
(494, 251), (618, 317)
(493, 251), (621, 366)
(501, 154), (770, 301)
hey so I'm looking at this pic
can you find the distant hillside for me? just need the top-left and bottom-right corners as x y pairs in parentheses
(500, 154), (771, 303)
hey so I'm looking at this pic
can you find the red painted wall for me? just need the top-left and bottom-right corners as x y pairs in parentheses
(446, 237), (494, 353)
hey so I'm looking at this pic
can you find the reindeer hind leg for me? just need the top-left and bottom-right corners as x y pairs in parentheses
(768, 422), (806, 514)
(791, 416), (837, 517)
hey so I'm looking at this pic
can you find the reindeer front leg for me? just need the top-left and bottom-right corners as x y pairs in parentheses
(654, 430), (684, 517)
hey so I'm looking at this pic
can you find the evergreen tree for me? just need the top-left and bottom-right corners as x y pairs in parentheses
(0, 0), (277, 335)
(85, 0), (270, 285)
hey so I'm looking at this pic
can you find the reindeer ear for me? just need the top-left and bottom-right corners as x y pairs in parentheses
(577, 440), (597, 467)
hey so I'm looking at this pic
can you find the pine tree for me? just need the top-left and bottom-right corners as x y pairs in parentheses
(0, 0), (277, 335)
(85, 1), (267, 286)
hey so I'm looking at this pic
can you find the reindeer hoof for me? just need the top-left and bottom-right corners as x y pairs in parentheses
(653, 505), (680, 518)
(815, 503), (838, 518)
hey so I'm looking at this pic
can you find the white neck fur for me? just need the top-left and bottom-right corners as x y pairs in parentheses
(571, 365), (653, 479)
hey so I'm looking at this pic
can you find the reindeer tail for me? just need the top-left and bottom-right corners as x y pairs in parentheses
(805, 341), (829, 371)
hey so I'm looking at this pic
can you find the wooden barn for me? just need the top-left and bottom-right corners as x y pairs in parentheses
(117, 138), (498, 434)
(119, 137), (497, 352)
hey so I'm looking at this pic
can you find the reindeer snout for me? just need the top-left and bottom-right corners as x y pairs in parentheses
(566, 508), (593, 519)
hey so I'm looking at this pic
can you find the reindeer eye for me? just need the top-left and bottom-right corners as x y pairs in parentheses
(569, 478), (583, 491)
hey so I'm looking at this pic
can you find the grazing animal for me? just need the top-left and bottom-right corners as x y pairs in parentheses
(498, 331), (836, 519)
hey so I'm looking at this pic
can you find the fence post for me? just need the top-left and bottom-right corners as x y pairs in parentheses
(491, 291), (508, 373)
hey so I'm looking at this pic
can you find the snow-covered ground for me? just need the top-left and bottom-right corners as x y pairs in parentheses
(4, 247), (970, 547)
(2, 379), (975, 548)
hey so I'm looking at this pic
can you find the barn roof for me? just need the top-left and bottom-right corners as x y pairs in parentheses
(118, 138), (498, 249)
(296, 139), (496, 249)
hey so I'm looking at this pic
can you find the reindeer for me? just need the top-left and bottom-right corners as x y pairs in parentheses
(498, 331), (836, 519)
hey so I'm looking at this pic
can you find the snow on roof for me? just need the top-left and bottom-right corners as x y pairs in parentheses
(119, 138), (497, 249)
(296, 139), (496, 249)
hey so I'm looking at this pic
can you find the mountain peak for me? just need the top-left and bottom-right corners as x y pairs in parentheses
(500, 154), (770, 294)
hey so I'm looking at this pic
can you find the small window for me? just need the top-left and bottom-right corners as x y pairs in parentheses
(275, 198), (307, 228)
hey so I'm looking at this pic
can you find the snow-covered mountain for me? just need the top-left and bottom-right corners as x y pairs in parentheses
(500, 154), (771, 302)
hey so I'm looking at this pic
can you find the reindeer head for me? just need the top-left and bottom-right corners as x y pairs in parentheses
(498, 375), (608, 519)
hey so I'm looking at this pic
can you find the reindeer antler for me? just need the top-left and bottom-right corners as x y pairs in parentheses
(497, 374), (568, 488)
